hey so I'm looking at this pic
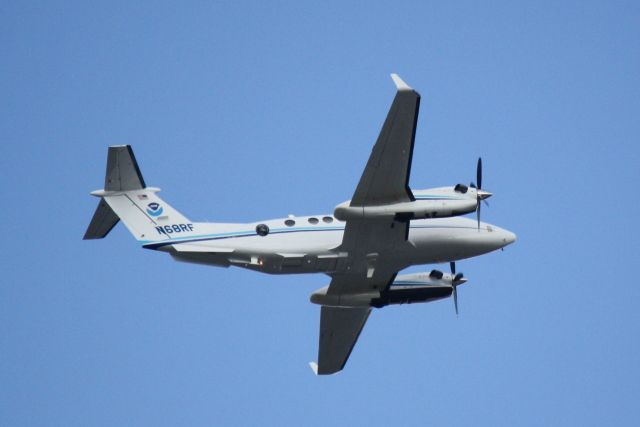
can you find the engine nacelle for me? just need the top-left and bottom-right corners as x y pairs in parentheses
(310, 286), (378, 307)
(333, 186), (478, 221)
(309, 271), (467, 308)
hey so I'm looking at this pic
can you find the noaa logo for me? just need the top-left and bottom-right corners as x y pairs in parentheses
(146, 202), (164, 217)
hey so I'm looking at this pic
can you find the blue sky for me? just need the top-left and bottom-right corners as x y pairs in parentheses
(2, 1), (640, 425)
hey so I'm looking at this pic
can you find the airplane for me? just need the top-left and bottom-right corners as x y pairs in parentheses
(84, 74), (516, 375)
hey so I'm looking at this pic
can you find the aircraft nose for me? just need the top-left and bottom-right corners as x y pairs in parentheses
(502, 230), (517, 246)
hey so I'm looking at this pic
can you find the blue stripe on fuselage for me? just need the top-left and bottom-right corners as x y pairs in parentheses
(414, 195), (464, 200)
(141, 223), (480, 250)
(141, 226), (344, 249)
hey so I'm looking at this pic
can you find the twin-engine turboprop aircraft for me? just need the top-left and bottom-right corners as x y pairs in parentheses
(84, 75), (516, 375)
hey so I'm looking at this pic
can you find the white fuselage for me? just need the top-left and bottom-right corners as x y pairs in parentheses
(146, 215), (516, 275)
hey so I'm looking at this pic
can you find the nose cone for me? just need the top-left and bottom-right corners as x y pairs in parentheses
(502, 229), (517, 246)
(452, 220), (516, 256)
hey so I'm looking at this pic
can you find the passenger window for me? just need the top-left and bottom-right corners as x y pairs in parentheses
(255, 224), (269, 236)
(284, 219), (295, 227)
(308, 217), (319, 224)
(322, 216), (333, 223)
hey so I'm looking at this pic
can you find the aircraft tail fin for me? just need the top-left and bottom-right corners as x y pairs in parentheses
(84, 145), (192, 242)
(104, 144), (146, 192)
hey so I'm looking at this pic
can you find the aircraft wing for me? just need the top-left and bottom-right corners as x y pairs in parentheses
(337, 74), (421, 285)
(311, 76), (421, 375)
(313, 269), (397, 375)
(314, 305), (372, 375)
(350, 74), (421, 206)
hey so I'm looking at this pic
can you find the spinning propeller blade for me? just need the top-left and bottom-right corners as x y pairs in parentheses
(461, 157), (492, 230)
(475, 157), (483, 230)
(450, 262), (459, 316)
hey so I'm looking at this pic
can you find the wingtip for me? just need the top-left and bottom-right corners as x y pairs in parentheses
(309, 362), (319, 375)
(390, 73), (412, 91)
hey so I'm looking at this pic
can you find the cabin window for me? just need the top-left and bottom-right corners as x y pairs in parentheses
(308, 217), (319, 224)
(322, 216), (333, 223)
(256, 224), (269, 236)
(284, 219), (295, 227)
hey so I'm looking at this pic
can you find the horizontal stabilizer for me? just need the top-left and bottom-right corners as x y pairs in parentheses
(83, 199), (120, 239)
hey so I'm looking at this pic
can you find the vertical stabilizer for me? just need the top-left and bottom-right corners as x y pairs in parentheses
(105, 145), (146, 191)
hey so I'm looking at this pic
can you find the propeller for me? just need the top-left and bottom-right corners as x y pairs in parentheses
(470, 157), (491, 230)
(449, 261), (464, 316)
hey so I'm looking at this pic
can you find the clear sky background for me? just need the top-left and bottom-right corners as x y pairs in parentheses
(2, 1), (640, 426)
